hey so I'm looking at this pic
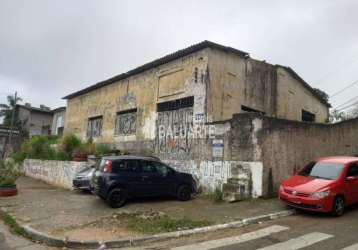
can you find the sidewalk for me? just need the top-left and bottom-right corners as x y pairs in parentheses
(0, 221), (52, 250)
(0, 177), (287, 243)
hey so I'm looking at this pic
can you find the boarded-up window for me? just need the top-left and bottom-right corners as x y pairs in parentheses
(302, 110), (315, 122)
(158, 69), (185, 97)
(87, 116), (103, 138)
(115, 109), (137, 135)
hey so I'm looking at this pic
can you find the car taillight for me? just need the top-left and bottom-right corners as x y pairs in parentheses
(103, 160), (112, 173)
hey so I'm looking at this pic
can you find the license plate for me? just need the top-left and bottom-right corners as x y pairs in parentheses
(291, 199), (301, 204)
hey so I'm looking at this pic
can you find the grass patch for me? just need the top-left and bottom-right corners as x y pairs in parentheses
(0, 211), (28, 237)
(126, 215), (212, 234)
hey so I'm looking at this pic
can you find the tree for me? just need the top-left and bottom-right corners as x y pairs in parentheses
(0, 94), (28, 138)
(349, 104), (358, 119)
(329, 109), (348, 123)
(0, 95), (22, 126)
(313, 88), (329, 104)
(330, 103), (358, 123)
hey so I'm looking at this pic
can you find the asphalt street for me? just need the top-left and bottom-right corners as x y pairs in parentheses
(164, 205), (358, 250)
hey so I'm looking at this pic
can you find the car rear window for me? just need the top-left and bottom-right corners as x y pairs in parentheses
(112, 160), (140, 173)
(299, 161), (344, 180)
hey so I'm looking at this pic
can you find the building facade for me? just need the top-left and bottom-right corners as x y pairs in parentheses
(64, 41), (329, 146)
(17, 104), (53, 136)
(63, 41), (330, 195)
(51, 107), (66, 136)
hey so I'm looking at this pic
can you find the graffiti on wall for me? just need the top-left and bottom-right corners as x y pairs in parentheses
(157, 107), (194, 156)
(164, 159), (263, 197)
(115, 110), (137, 135)
(23, 159), (89, 189)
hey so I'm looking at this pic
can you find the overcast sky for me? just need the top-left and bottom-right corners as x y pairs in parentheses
(1, 0), (358, 112)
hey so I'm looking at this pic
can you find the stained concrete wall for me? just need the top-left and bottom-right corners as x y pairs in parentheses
(65, 48), (210, 146)
(229, 113), (358, 197)
(259, 116), (358, 196)
(18, 107), (53, 136)
(276, 67), (329, 122)
(23, 159), (90, 189)
(63, 46), (331, 195)
(207, 49), (278, 121)
(65, 47), (329, 145)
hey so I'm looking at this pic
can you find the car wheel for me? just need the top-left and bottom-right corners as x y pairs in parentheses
(106, 188), (127, 208)
(177, 185), (192, 201)
(332, 196), (345, 217)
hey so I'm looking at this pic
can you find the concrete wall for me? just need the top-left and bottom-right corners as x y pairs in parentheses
(18, 107), (53, 136)
(23, 159), (90, 189)
(207, 49), (277, 121)
(65, 48), (210, 146)
(65, 47), (329, 145)
(259, 116), (358, 196)
(276, 67), (328, 122)
(229, 113), (358, 197)
(208, 49), (328, 123)
(63, 46), (332, 197)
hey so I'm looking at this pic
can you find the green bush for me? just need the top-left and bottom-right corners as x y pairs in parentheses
(95, 144), (112, 156)
(60, 133), (82, 158)
(9, 152), (28, 164)
(21, 136), (56, 160)
(47, 135), (60, 145)
(55, 150), (72, 161)
(18, 135), (74, 161)
(12, 133), (117, 161)
(0, 159), (22, 186)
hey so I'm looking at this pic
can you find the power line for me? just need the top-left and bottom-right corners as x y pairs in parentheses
(330, 79), (358, 98)
(336, 100), (358, 112)
(315, 57), (358, 86)
(334, 95), (358, 109)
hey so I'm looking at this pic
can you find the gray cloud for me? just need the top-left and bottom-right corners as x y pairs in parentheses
(0, 0), (357, 111)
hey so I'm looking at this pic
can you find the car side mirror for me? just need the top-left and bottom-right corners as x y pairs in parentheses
(346, 176), (356, 181)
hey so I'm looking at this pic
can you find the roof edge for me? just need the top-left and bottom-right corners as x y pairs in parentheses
(63, 40), (249, 100)
(276, 65), (331, 108)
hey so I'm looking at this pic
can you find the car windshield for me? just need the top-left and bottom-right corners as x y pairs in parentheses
(299, 161), (344, 180)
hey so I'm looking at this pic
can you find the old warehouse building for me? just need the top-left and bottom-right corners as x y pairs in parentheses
(63, 41), (330, 196)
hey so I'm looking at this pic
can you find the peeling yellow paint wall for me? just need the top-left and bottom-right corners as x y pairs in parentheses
(65, 49), (210, 145)
(65, 47), (329, 147)
(276, 67), (328, 122)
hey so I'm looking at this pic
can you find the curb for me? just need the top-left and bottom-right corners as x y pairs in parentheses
(2, 208), (295, 249)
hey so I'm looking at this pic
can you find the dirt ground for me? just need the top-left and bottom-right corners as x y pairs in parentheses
(0, 177), (286, 241)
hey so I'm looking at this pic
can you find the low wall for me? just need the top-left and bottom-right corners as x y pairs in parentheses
(164, 160), (263, 198)
(260, 116), (358, 196)
(23, 159), (90, 189)
(230, 113), (358, 197)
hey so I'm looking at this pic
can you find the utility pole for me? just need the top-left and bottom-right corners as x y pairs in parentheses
(2, 91), (19, 160)
(8, 91), (18, 145)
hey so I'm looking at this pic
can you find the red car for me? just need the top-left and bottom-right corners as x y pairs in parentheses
(279, 156), (358, 216)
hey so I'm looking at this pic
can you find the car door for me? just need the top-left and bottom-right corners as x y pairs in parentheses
(112, 159), (142, 195)
(345, 163), (358, 204)
(139, 160), (174, 196)
(150, 161), (176, 195)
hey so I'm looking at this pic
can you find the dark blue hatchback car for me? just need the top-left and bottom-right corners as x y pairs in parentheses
(91, 155), (197, 208)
